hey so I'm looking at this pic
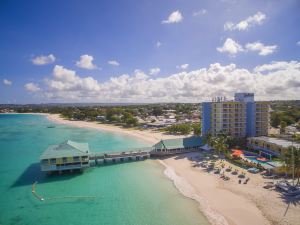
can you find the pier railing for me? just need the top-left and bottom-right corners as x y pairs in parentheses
(89, 147), (154, 166)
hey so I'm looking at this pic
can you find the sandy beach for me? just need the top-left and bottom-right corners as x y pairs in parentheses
(47, 113), (188, 145)
(46, 113), (300, 225)
(161, 153), (300, 225)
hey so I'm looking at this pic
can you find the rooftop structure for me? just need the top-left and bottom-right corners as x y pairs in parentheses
(151, 136), (203, 156)
(202, 93), (269, 138)
(40, 140), (90, 173)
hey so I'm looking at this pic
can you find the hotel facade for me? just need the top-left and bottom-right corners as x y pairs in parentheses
(248, 136), (300, 158)
(202, 93), (269, 138)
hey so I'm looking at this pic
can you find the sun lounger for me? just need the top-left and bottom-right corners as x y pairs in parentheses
(247, 168), (259, 174)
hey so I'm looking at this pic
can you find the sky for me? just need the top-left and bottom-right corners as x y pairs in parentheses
(0, 0), (300, 103)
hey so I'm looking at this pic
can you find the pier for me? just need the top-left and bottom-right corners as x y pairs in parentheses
(89, 149), (151, 166)
(39, 136), (204, 173)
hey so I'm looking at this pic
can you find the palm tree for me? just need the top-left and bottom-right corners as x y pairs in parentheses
(280, 146), (300, 186)
(203, 132), (213, 147)
(213, 135), (229, 157)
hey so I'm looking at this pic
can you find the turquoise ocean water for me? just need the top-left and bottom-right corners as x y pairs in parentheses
(0, 114), (209, 225)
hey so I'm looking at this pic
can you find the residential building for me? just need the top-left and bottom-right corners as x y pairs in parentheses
(40, 140), (90, 173)
(202, 93), (269, 138)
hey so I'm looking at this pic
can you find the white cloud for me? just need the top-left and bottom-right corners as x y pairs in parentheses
(177, 64), (189, 70)
(3, 79), (12, 86)
(254, 61), (300, 73)
(162, 10), (183, 24)
(32, 54), (55, 65)
(217, 38), (244, 55)
(297, 41), (300, 47)
(24, 83), (40, 92)
(76, 54), (97, 70)
(46, 65), (101, 92)
(245, 41), (277, 56)
(224, 12), (266, 31)
(27, 61), (300, 102)
(156, 41), (162, 48)
(108, 60), (120, 66)
(149, 67), (160, 75)
(218, 39), (277, 56)
(193, 9), (207, 16)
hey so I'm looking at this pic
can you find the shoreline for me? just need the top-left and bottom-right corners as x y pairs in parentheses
(46, 113), (188, 145)
(12, 113), (299, 225)
(160, 153), (300, 225)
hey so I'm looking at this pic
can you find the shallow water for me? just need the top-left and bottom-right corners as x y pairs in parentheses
(0, 114), (210, 225)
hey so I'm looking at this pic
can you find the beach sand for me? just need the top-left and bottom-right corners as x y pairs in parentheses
(47, 113), (187, 145)
(46, 113), (300, 225)
(161, 152), (300, 225)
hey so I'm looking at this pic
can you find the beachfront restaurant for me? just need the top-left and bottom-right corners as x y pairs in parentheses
(150, 136), (203, 156)
(247, 136), (300, 159)
(40, 140), (90, 173)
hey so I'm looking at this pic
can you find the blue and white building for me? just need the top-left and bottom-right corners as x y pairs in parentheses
(202, 93), (269, 138)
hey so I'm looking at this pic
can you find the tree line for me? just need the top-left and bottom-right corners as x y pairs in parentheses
(166, 123), (201, 135)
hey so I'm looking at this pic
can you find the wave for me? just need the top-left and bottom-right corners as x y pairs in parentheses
(158, 160), (228, 225)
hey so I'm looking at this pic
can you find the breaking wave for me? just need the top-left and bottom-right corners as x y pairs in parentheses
(159, 160), (228, 225)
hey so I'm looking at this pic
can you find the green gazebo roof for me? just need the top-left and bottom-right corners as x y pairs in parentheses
(40, 140), (90, 160)
(153, 136), (203, 150)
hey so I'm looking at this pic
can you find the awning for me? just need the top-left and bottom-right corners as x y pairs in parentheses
(231, 149), (243, 157)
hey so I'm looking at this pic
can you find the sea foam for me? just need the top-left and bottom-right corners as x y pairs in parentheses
(159, 160), (229, 225)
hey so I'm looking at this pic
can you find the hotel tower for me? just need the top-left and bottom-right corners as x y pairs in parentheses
(202, 93), (269, 138)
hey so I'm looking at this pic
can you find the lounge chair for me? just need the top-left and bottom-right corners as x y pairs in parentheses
(224, 176), (230, 181)
(238, 173), (245, 178)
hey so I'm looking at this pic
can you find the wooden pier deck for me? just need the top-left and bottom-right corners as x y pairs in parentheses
(89, 148), (152, 166)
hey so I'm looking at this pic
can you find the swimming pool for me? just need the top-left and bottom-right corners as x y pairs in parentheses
(244, 156), (271, 166)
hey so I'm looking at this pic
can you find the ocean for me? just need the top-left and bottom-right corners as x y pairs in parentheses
(0, 114), (210, 225)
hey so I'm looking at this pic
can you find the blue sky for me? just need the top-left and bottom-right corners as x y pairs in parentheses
(0, 0), (300, 103)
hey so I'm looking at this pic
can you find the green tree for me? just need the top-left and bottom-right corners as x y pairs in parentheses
(212, 134), (229, 157)
(191, 123), (201, 136)
(280, 146), (300, 186)
(126, 117), (138, 126)
(152, 106), (163, 117)
(122, 112), (132, 123)
(166, 124), (191, 135)
(270, 112), (281, 127)
(280, 121), (287, 134)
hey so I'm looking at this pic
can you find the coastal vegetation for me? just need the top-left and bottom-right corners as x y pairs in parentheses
(270, 100), (300, 128)
(278, 146), (300, 186)
(0, 103), (201, 129)
(165, 123), (201, 135)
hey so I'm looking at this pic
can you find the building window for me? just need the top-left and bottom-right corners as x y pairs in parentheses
(73, 156), (80, 161)
(41, 159), (48, 165)
(50, 158), (56, 164)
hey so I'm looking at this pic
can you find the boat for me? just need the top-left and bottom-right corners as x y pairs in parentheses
(275, 181), (293, 192)
(263, 174), (279, 179)
(284, 189), (300, 196)
(263, 183), (274, 189)
(47, 125), (56, 128)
